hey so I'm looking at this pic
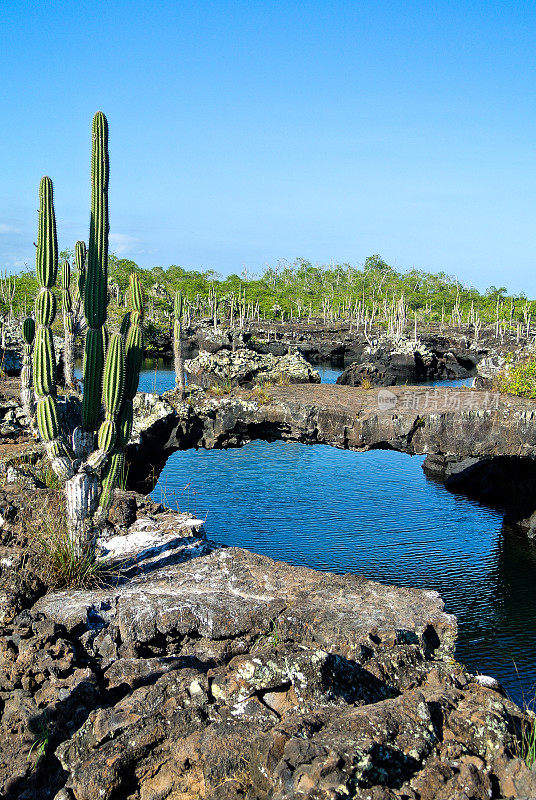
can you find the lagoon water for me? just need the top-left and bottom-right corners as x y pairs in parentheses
(104, 359), (535, 704)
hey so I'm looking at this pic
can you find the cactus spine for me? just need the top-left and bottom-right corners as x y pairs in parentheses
(173, 290), (185, 399)
(25, 113), (144, 556)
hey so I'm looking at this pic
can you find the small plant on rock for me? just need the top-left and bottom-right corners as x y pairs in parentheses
(522, 712), (536, 769)
(496, 356), (536, 399)
(27, 722), (52, 765)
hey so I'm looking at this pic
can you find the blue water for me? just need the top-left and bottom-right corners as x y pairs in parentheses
(317, 363), (342, 384)
(425, 376), (474, 388)
(146, 363), (535, 706)
(153, 442), (536, 705)
(140, 359), (341, 391)
(76, 358), (536, 702)
(77, 359), (473, 392)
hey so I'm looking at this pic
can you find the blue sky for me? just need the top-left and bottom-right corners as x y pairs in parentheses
(1, 1), (535, 292)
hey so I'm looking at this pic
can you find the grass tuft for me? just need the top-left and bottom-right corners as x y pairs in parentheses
(27, 722), (51, 765)
(26, 494), (107, 589)
(510, 662), (536, 769)
(522, 714), (536, 769)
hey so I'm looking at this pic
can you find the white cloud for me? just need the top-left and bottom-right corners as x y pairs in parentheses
(109, 232), (142, 256)
(0, 223), (21, 235)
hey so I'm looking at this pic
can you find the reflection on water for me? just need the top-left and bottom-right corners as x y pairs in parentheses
(153, 441), (536, 705)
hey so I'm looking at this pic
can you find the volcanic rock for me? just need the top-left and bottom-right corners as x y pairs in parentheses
(185, 348), (320, 389)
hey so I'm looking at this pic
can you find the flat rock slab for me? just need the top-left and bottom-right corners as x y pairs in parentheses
(35, 543), (456, 662)
(128, 385), (536, 496)
(28, 530), (536, 800)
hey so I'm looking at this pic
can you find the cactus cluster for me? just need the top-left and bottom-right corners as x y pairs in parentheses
(24, 112), (144, 552)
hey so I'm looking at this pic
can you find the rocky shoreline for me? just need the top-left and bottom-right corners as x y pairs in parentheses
(1, 485), (536, 799)
(133, 319), (531, 391)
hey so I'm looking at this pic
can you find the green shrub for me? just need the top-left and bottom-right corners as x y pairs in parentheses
(496, 357), (536, 398)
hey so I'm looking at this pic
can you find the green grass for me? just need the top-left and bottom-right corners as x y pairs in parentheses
(252, 621), (281, 652)
(26, 494), (107, 589)
(519, 695), (536, 770)
(511, 663), (536, 769)
(27, 722), (51, 765)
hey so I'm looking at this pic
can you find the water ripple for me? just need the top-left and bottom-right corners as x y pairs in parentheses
(154, 441), (536, 705)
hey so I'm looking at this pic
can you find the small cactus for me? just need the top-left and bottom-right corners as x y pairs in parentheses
(20, 317), (35, 423)
(173, 290), (185, 399)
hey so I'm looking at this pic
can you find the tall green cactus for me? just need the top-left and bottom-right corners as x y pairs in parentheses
(26, 113), (144, 554)
(82, 111), (108, 431)
(173, 290), (185, 398)
(33, 177), (62, 450)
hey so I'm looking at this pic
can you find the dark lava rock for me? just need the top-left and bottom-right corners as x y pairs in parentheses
(0, 516), (528, 800)
(185, 348), (320, 389)
(337, 336), (475, 387)
(196, 326), (234, 354)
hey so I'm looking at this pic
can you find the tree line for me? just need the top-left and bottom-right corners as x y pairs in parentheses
(1, 252), (532, 329)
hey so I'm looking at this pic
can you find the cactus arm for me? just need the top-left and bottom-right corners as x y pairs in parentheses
(96, 274), (144, 515)
(20, 317), (35, 424)
(60, 259), (76, 388)
(87, 333), (125, 469)
(74, 240), (87, 301)
(73, 241), (87, 340)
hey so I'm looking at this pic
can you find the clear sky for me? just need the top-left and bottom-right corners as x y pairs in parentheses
(1, 1), (535, 292)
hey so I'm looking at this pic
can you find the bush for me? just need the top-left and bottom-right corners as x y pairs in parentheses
(496, 357), (536, 399)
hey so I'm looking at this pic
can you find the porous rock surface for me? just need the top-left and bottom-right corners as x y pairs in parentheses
(336, 335), (475, 387)
(126, 383), (536, 494)
(1, 491), (535, 799)
(185, 348), (321, 389)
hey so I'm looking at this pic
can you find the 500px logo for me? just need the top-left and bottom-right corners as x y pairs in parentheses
(377, 389), (398, 411)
